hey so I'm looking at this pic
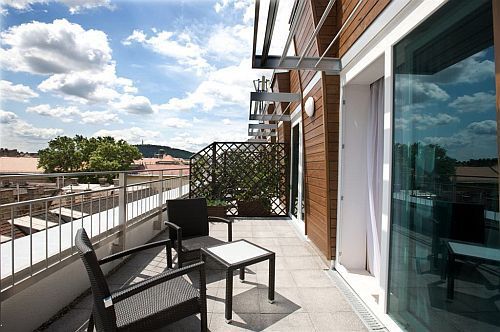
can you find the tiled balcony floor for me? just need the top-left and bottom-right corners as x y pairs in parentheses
(42, 218), (368, 332)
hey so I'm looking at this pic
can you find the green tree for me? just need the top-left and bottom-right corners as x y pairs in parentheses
(38, 135), (142, 177)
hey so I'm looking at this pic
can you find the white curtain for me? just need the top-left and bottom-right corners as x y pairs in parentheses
(366, 77), (384, 279)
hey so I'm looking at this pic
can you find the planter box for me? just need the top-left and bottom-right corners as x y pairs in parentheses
(237, 200), (271, 217)
(207, 206), (226, 218)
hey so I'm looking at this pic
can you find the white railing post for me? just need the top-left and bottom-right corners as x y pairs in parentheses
(179, 169), (183, 197)
(155, 171), (164, 230)
(117, 172), (127, 251)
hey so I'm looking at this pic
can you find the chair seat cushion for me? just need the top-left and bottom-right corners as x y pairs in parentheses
(114, 276), (200, 331)
(181, 236), (225, 252)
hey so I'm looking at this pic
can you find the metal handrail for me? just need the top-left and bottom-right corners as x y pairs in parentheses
(0, 168), (190, 299)
(0, 167), (188, 179)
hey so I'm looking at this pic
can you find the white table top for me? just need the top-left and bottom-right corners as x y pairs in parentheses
(448, 242), (500, 262)
(206, 241), (270, 264)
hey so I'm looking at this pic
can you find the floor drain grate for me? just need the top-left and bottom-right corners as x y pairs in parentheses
(327, 270), (388, 331)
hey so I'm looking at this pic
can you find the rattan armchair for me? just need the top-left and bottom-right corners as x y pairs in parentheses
(75, 228), (207, 332)
(165, 197), (232, 267)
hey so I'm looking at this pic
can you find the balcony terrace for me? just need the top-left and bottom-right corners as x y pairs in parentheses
(38, 218), (369, 332)
(0, 142), (382, 331)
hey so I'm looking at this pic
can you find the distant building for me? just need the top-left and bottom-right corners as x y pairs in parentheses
(0, 156), (43, 174)
(134, 154), (190, 176)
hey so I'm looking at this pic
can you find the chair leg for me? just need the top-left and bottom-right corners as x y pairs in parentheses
(87, 313), (94, 332)
(200, 309), (208, 332)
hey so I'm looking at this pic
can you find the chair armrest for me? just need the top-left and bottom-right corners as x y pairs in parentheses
(111, 261), (206, 304)
(208, 216), (232, 242)
(164, 221), (183, 253)
(99, 239), (173, 268)
(208, 216), (231, 224)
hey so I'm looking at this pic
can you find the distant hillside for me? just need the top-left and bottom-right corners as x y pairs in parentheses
(135, 144), (194, 159)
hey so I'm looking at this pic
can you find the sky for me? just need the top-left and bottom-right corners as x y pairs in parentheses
(393, 46), (497, 162)
(0, 0), (292, 153)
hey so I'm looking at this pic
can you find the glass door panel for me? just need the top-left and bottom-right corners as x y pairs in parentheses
(388, 1), (499, 331)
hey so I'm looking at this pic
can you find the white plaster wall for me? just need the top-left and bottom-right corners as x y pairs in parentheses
(1, 212), (165, 332)
(338, 84), (370, 270)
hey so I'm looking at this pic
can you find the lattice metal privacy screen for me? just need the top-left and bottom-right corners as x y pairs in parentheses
(189, 142), (288, 216)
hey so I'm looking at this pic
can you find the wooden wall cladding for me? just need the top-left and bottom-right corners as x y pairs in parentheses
(337, 0), (391, 56)
(302, 79), (330, 257)
(323, 74), (340, 258)
(288, 0), (389, 259)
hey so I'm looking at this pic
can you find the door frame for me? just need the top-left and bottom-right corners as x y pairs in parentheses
(289, 105), (305, 235)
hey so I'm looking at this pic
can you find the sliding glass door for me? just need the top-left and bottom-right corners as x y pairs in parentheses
(388, 0), (499, 330)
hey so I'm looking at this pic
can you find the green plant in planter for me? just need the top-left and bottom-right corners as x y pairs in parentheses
(232, 149), (281, 216)
(206, 199), (228, 218)
(206, 199), (228, 207)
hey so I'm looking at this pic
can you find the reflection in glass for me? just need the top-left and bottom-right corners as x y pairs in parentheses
(388, 0), (499, 331)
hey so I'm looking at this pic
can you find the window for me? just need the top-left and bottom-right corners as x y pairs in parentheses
(388, 0), (498, 330)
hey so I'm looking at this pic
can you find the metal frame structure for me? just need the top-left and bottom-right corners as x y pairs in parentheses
(252, 0), (342, 73)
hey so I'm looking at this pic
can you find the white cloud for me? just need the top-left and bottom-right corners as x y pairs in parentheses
(0, 0), (113, 14)
(0, 109), (17, 123)
(0, 109), (63, 140)
(423, 118), (497, 160)
(79, 110), (121, 125)
(431, 51), (495, 85)
(163, 117), (192, 128)
(26, 104), (80, 122)
(37, 65), (134, 103)
(0, 80), (38, 102)
(214, 0), (254, 24)
(395, 112), (459, 130)
(93, 127), (161, 144)
(396, 76), (449, 105)
(2, 19), (138, 104)
(222, 118), (231, 125)
(206, 24), (252, 62)
(156, 58), (269, 113)
(112, 94), (153, 114)
(122, 29), (212, 75)
(448, 92), (496, 113)
(467, 120), (497, 136)
(26, 103), (121, 125)
(1, 18), (111, 74)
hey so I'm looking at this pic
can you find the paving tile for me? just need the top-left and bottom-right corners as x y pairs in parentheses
(44, 308), (91, 332)
(250, 238), (279, 246)
(43, 219), (370, 332)
(310, 312), (367, 331)
(212, 287), (261, 314)
(260, 312), (314, 331)
(209, 313), (262, 331)
(298, 287), (352, 313)
(276, 237), (303, 245)
(280, 244), (315, 256)
(258, 287), (304, 314)
(257, 270), (296, 288)
(283, 256), (322, 270)
(291, 270), (334, 288)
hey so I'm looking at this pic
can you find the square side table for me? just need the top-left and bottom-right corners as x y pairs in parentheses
(201, 239), (275, 323)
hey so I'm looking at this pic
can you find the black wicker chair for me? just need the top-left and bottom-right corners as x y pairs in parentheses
(75, 228), (207, 332)
(165, 198), (232, 267)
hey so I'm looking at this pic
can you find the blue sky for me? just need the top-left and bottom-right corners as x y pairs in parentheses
(0, 0), (291, 152)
